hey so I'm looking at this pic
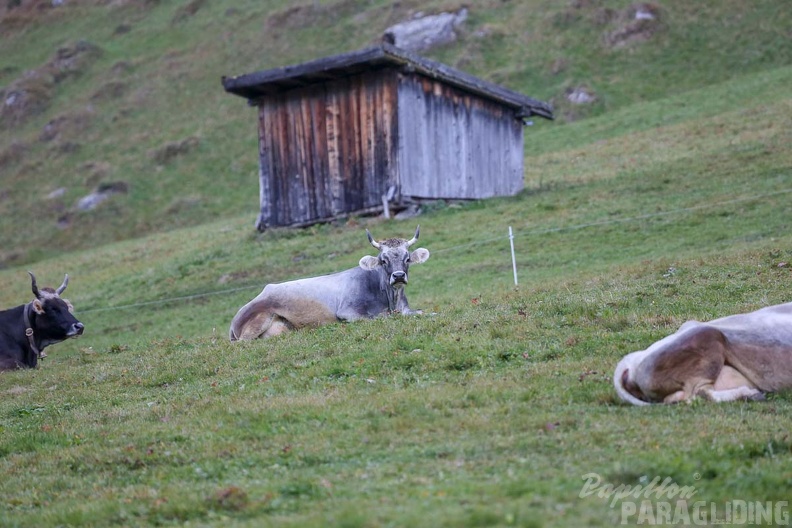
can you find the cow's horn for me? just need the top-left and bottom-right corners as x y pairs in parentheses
(407, 225), (420, 247)
(56, 274), (69, 295)
(366, 229), (381, 250)
(28, 271), (41, 299)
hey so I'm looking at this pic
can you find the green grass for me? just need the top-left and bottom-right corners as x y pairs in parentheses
(2, 255), (792, 526)
(2, 65), (792, 523)
(2, 1), (792, 526)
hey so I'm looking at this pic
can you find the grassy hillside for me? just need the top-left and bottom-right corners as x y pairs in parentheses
(2, 0), (792, 265)
(2, 59), (792, 525)
(2, 1), (792, 526)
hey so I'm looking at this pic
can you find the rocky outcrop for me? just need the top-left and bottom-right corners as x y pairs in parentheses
(383, 9), (468, 52)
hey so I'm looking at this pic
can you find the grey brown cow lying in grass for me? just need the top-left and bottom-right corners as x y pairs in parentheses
(229, 226), (430, 341)
(0, 272), (84, 371)
(614, 302), (792, 405)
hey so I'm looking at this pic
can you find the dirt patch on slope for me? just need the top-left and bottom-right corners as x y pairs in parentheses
(149, 136), (201, 165)
(603, 3), (664, 49)
(557, 1), (665, 49)
(1, 40), (101, 129)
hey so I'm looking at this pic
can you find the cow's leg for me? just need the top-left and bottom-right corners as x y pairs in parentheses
(634, 325), (727, 403)
(698, 365), (763, 402)
(663, 391), (688, 404)
(235, 312), (275, 340)
(0, 356), (23, 371)
(229, 298), (279, 341)
(713, 365), (756, 391)
(231, 313), (292, 340)
(261, 316), (292, 337)
(700, 386), (765, 402)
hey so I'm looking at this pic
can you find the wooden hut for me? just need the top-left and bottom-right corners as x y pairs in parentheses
(222, 44), (553, 231)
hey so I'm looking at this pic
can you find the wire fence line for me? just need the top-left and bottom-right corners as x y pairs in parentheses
(79, 285), (258, 314)
(431, 187), (792, 254)
(78, 187), (792, 315)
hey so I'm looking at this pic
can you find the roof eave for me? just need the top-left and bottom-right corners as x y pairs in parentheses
(222, 44), (554, 120)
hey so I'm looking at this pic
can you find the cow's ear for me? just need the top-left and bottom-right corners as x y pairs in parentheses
(359, 255), (380, 270)
(410, 248), (430, 264)
(32, 299), (45, 314)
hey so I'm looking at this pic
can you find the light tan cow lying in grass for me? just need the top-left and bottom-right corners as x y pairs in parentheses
(614, 302), (792, 405)
(229, 226), (430, 341)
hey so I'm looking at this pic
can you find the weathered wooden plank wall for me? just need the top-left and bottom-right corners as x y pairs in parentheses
(255, 71), (399, 229)
(397, 73), (524, 200)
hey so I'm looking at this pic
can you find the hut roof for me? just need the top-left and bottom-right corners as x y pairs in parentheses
(222, 44), (553, 120)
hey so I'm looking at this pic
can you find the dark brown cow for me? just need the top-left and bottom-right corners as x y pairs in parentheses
(0, 272), (84, 371)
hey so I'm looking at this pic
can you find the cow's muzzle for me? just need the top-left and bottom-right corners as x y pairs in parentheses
(68, 322), (85, 337)
(390, 271), (407, 287)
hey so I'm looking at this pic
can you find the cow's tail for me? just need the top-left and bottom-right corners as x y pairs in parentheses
(613, 352), (651, 406)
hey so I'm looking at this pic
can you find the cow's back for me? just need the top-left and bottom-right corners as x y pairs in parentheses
(255, 267), (387, 326)
(709, 304), (792, 391)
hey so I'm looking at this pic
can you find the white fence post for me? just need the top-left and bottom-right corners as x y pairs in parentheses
(509, 226), (518, 286)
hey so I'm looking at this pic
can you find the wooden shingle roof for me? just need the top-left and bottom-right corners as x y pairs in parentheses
(222, 43), (553, 120)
